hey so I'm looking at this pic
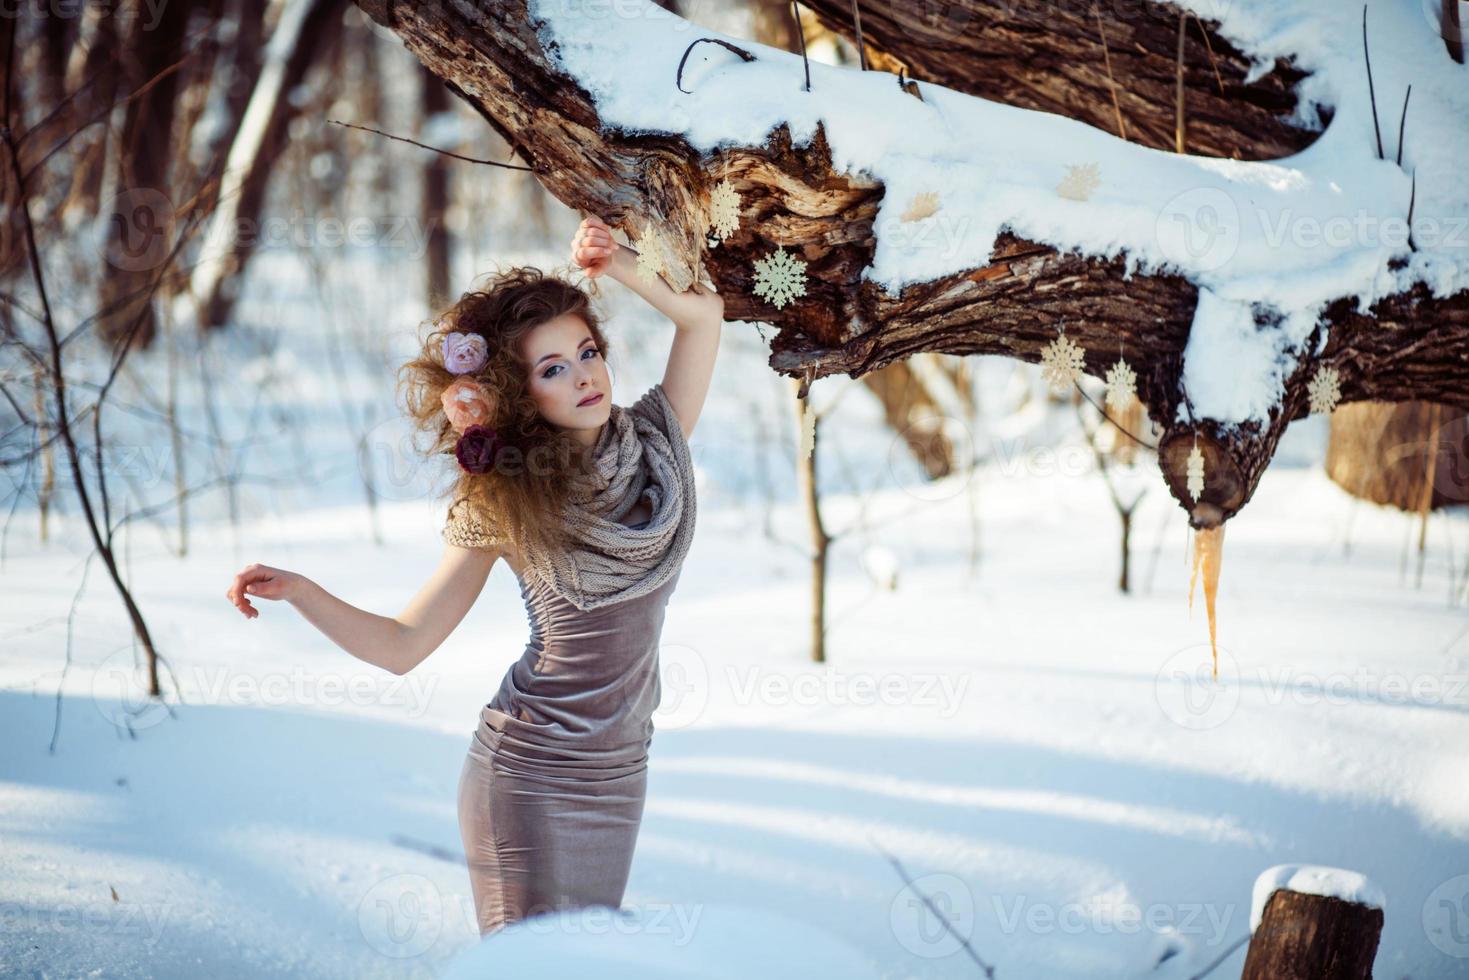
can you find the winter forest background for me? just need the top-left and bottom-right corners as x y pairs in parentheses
(2, 1), (1468, 978)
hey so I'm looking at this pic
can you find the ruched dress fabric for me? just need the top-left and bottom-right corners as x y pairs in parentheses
(457, 552), (680, 936)
(447, 387), (693, 937)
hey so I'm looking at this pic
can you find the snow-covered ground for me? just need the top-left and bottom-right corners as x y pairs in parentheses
(4, 306), (1468, 977)
(4, 2), (1468, 966)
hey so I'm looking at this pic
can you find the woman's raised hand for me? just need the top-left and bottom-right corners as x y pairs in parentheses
(226, 562), (305, 619)
(570, 215), (614, 278)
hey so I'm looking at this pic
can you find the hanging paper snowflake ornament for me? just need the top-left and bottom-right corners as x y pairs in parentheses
(1104, 357), (1137, 414)
(635, 221), (668, 287)
(1185, 443), (1206, 503)
(708, 179), (741, 243)
(1056, 162), (1101, 202)
(753, 245), (808, 310)
(1307, 365), (1342, 415)
(1040, 333), (1086, 391)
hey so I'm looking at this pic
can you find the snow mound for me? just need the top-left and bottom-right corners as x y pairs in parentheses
(441, 902), (881, 978)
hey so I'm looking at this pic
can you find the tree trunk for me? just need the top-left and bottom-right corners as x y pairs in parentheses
(859, 360), (955, 479)
(189, 0), (347, 332)
(194, 0), (267, 214)
(1325, 402), (1469, 511)
(95, 0), (191, 350)
(1118, 509), (1131, 593)
(56, 2), (122, 227)
(421, 68), (453, 309)
(38, 3), (72, 110)
(794, 381), (829, 663)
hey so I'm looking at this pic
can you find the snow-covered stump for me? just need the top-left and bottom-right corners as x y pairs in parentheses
(1242, 865), (1385, 980)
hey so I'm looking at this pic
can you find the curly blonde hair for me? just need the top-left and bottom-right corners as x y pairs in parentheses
(396, 265), (612, 560)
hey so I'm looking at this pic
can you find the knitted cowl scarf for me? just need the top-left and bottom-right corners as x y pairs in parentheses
(520, 382), (697, 611)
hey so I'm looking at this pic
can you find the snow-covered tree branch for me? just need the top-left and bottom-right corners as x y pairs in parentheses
(354, 0), (1469, 528)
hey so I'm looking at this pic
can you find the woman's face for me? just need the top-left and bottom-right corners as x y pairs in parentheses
(520, 312), (611, 445)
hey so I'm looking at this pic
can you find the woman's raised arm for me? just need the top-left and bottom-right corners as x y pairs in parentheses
(224, 543), (500, 675)
(570, 214), (723, 439)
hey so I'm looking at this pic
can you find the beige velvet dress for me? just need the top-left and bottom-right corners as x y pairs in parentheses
(445, 391), (691, 937)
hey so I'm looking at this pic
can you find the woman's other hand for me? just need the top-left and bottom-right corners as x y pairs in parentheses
(570, 215), (614, 278)
(226, 563), (305, 619)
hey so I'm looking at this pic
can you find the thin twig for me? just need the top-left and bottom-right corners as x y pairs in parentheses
(867, 833), (997, 977)
(1093, 0), (1128, 140)
(896, 65), (923, 101)
(0, 289), (45, 326)
(850, 0), (868, 71)
(1074, 381), (1159, 451)
(1185, 933), (1251, 979)
(1174, 10), (1187, 153)
(1363, 5), (1384, 159)
(1395, 83), (1412, 166)
(1075, 396), (1143, 515)
(325, 118), (534, 170)
(1189, 13), (1226, 96)
(22, 50), (195, 186)
(793, 1), (812, 92)
(674, 37), (756, 94)
(1407, 167), (1418, 251)
(389, 833), (463, 864)
(16, 18), (216, 153)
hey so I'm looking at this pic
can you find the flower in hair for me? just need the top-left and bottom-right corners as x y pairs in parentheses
(442, 331), (488, 374)
(454, 424), (505, 475)
(441, 377), (493, 434)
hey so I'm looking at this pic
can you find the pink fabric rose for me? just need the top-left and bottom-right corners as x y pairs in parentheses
(441, 377), (493, 434)
(441, 331), (488, 374)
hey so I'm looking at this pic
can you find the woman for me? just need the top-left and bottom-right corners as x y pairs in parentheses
(224, 214), (723, 936)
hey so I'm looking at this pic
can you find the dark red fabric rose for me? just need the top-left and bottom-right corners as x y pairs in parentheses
(454, 424), (504, 474)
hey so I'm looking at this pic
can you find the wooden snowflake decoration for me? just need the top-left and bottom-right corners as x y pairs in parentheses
(708, 179), (741, 242)
(1186, 443), (1206, 502)
(635, 221), (668, 287)
(1104, 357), (1137, 414)
(1040, 333), (1086, 391)
(900, 191), (940, 222)
(1307, 365), (1342, 415)
(753, 245), (808, 310)
(798, 396), (816, 460)
(1056, 162), (1101, 202)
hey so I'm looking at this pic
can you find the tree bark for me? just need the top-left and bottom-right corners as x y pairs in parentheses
(351, 0), (1469, 527)
(1242, 888), (1383, 980)
(796, 0), (1319, 159)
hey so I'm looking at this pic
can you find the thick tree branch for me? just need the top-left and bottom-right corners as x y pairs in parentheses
(798, 0), (1320, 159)
(353, 0), (1469, 528)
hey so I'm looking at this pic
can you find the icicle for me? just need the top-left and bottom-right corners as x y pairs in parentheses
(799, 395), (816, 460)
(1188, 525), (1226, 679)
